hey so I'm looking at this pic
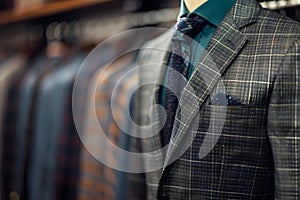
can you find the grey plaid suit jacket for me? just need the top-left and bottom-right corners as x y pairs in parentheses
(133, 0), (300, 199)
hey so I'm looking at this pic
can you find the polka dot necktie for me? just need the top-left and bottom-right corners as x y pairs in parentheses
(161, 14), (208, 146)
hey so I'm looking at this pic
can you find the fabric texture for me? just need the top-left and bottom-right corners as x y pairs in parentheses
(134, 0), (300, 199)
(161, 15), (208, 146)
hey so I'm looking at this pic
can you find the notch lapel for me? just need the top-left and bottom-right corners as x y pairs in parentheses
(163, 0), (261, 167)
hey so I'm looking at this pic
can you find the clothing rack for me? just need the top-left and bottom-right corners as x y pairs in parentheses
(79, 7), (179, 42)
(2, 0), (300, 50)
(0, 6), (179, 52)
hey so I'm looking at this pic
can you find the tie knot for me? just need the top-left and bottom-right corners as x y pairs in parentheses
(173, 15), (208, 42)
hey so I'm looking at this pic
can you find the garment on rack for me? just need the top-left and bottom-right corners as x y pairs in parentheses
(54, 86), (80, 200)
(0, 50), (40, 200)
(76, 28), (161, 199)
(0, 54), (27, 200)
(44, 54), (85, 200)
(129, 30), (171, 200)
(77, 53), (136, 200)
(0, 55), (26, 136)
(113, 63), (139, 200)
(73, 44), (121, 135)
(0, 10), (195, 199)
(54, 43), (122, 200)
(28, 53), (84, 200)
(14, 55), (63, 197)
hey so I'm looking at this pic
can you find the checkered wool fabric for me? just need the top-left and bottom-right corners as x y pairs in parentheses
(133, 0), (300, 199)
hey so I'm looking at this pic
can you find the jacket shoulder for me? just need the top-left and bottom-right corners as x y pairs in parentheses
(257, 7), (300, 37)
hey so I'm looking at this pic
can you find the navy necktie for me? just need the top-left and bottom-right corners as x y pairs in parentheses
(161, 15), (208, 146)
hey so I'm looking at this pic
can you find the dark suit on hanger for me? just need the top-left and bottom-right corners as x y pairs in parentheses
(134, 0), (300, 199)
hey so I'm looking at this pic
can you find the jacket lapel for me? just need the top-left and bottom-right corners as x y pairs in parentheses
(163, 0), (261, 167)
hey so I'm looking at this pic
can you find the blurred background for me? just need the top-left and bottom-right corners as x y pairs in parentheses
(0, 0), (299, 200)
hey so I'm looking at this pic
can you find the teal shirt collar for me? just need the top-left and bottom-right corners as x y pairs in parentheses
(179, 0), (236, 26)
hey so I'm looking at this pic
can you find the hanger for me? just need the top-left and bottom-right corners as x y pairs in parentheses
(45, 21), (78, 59)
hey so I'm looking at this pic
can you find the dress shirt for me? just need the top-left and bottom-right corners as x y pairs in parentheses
(179, 0), (236, 77)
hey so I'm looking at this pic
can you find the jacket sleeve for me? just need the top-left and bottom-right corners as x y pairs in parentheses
(268, 39), (300, 199)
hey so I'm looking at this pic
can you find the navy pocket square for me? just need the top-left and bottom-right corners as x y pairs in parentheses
(209, 92), (243, 106)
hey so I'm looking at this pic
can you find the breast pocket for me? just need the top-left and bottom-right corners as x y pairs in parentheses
(203, 102), (268, 138)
